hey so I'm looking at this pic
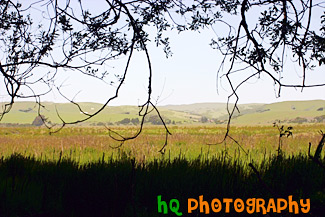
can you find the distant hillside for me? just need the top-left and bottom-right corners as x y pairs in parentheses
(231, 100), (325, 124)
(0, 100), (324, 126)
(162, 103), (264, 119)
(0, 102), (197, 125)
(163, 100), (325, 124)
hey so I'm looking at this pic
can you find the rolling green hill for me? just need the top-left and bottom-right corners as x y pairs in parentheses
(0, 100), (324, 125)
(230, 100), (325, 124)
(0, 102), (197, 125)
(162, 102), (264, 119)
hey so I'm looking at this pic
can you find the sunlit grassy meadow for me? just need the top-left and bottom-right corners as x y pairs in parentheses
(0, 124), (324, 164)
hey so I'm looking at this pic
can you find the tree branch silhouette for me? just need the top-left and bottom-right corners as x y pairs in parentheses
(0, 0), (324, 152)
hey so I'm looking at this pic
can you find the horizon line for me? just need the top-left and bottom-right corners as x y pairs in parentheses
(5, 98), (325, 107)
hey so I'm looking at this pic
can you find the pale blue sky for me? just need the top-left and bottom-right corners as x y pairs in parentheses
(69, 27), (325, 106)
(1, 1), (325, 106)
(51, 3), (325, 106)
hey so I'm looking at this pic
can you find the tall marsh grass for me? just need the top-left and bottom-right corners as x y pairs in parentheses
(0, 152), (324, 216)
(0, 124), (324, 164)
(0, 124), (324, 216)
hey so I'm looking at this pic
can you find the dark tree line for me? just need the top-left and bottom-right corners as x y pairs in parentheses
(0, 0), (324, 151)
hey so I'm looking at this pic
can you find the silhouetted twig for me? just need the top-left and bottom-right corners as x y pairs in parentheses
(308, 132), (325, 170)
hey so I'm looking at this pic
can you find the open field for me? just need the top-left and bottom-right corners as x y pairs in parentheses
(0, 124), (324, 164)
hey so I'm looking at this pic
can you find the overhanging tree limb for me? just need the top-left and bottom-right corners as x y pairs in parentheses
(0, 0), (324, 151)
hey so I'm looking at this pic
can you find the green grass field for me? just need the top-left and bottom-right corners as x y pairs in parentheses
(0, 124), (324, 164)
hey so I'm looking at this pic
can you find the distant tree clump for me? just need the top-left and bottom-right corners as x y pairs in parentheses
(147, 115), (163, 125)
(146, 115), (171, 125)
(314, 115), (325, 123)
(288, 117), (308, 124)
(131, 118), (140, 125)
(200, 116), (208, 123)
(96, 122), (105, 126)
(117, 118), (131, 125)
(32, 115), (47, 126)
